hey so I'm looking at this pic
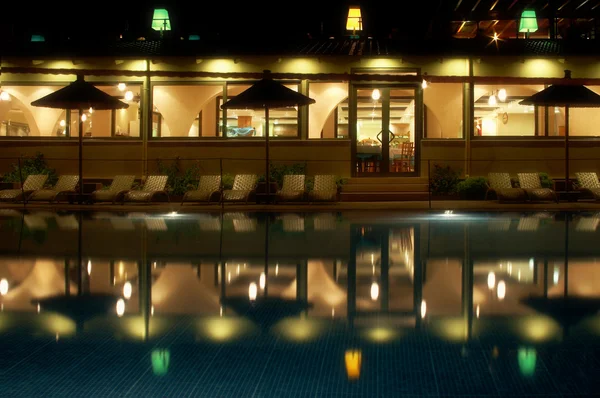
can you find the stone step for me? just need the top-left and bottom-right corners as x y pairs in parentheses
(345, 177), (429, 185)
(342, 183), (429, 193)
(339, 191), (430, 202)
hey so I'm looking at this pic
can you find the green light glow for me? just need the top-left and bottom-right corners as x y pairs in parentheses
(188, 35), (200, 41)
(519, 10), (538, 33)
(152, 8), (171, 31)
(31, 35), (45, 42)
(518, 347), (537, 377)
(151, 349), (170, 376)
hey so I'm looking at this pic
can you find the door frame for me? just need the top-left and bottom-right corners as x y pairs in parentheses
(350, 81), (423, 177)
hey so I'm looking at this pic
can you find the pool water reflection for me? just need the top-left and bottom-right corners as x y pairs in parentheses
(0, 210), (599, 397)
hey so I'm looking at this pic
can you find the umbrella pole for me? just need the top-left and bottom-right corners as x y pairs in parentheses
(565, 106), (570, 194)
(265, 107), (270, 204)
(78, 108), (84, 204)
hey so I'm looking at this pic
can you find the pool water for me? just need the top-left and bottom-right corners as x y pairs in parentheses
(0, 209), (599, 397)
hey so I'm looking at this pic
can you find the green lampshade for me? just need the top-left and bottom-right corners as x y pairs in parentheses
(31, 35), (45, 42)
(152, 8), (171, 31)
(188, 34), (200, 41)
(519, 10), (538, 33)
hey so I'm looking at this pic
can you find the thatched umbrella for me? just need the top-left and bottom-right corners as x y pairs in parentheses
(520, 70), (600, 192)
(221, 70), (315, 202)
(31, 75), (129, 202)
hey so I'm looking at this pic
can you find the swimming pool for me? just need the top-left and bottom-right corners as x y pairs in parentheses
(0, 209), (598, 397)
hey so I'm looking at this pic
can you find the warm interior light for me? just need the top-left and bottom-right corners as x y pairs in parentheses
(421, 79), (428, 89)
(123, 282), (132, 299)
(259, 272), (266, 290)
(498, 88), (507, 102)
(346, 6), (363, 32)
(248, 282), (258, 301)
(116, 298), (125, 316)
(488, 94), (497, 106)
(81, 114), (87, 122)
(497, 280), (506, 300)
(152, 8), (172, 31)
(124, 91), (134, 101)
(59, 120), (66, 127)
(519, 10), (538, 33)
(87, 260), (92, 275)
(493, 32), (499, 41)
(370, 282), (379, 301)
(554, 106), (560, 114)
(0, 91), (10, 101)
(0, 278), (8, 296)
(88, 107), (93, 114)
(487, 272), (496, 290)
(371, 89), (381, 101)
(117, 83), (126, 92)
(420, 300), (427, 318)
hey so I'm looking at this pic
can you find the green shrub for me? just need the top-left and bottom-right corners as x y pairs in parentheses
(2, 152), (58, 186)
(156, 157), (201, 196)
(222, 173), (235, 190)
(429, 164), (461, 195)
(457, 176), (488, 200)
(539, 172), (553, 189)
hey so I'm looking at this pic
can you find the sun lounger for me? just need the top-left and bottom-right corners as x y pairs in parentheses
(27, 175), (79, 203)
(181, 175), (221, 205)
(575, 172), (600, 201)
(485, 173), (527, 202)
(308, 175), (338, 202)
(123, 175), (169, 203)
(90, 175), (135, 204)
(518, 172), (558, 203)
(0, 174), (48, 202)
(275, 174), (306, 203)
(222, 174), (257, 204)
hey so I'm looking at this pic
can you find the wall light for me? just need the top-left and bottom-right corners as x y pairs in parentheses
(124, 90), (134, 101)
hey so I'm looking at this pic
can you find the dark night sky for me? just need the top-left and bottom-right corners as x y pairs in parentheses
(4, 1), (447, 41)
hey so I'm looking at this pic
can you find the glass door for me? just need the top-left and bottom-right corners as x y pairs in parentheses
(352, 85), (418, 176)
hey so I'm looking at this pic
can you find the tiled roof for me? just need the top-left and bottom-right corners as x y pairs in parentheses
(2, 37), (599, 58)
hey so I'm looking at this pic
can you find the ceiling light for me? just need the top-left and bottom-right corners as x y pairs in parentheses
(117, 83), (126, 91)
(498, 88), (507, 102)
(124, 90), (134, 101)
(488, 94), (497, 106)
(371, 89), (381, 101)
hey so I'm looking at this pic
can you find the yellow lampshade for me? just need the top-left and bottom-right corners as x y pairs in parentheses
(344, 349), (362, 380)
(346, 6), (363, 31)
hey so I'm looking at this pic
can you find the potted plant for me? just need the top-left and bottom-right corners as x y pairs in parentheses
(456, 176), (488, 200)
(429, 163), (461, 199)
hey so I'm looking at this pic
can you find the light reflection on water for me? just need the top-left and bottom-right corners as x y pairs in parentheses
(0, 210), (599, 395)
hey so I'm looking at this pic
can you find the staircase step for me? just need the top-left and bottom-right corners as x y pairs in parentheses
(342, 183), (429, 193)
(345, 177), (429, 185)
(340, 192), (430, 202)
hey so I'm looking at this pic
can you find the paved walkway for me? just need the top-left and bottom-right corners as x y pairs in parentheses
(2, 200), (600, 213)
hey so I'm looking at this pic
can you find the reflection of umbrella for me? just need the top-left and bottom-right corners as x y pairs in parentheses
(34, 293), (120, 333)
(221, 70), (315, 201)
(31, 75), (129, 202)
(520, 70), (600, 192)
(220, 296), (311, 328)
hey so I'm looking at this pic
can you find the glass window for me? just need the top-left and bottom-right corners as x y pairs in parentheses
(568, 86), (600, 137)
(152, 84), (222, 137)
(0, 85), (67, 137)
(308, 82), (349, 139)
(424, 83), (463, 139)
(473, 84), (544, 137)
(221, 83), (299, 138)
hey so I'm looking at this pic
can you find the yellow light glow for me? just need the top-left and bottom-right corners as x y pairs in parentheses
(59, 120), (66, 127)
(274, 317), (324, 342)
(200, 317), (256, 342)
(421, 79), (428, 89)
(87, 260), (92, 275)
(123, 282), (132, 299)
(420, 300), (427, 319)
(117, 83), (126, 91)
(0, 91), (10, 101)
(248, 282), (257, 301)
(370, 282), (379, 301)
(81, 113), (87, 122)
(346, 6), (363, 31)
(88, 107), (93, 114)
(116, 298), (125, 317)
(345, 350), (362, 380)
(487, 272), (496, 289)
(259, 272), (266, 290)
(0, 279), (8, 296)
(498, 88), (507, 101)
(488, 94), (497, 106)
(371, 89), (381, 101)
(497, 280), (506, 300)
(364, 327), (398, 343)
(124, 91), (134, 101)
(433, 318), (468, 342)
(45, 314), (76, 336)
(493, 32), (499, 41)
(520, 316), (561, 342)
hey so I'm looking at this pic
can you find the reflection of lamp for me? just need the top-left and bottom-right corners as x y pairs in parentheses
(151, 349), (171, 377)
(123, 282), (132, 300)
(487, 272), (496, 290)
(344, 349), (362, 381)
(116, 298), (125, 316)
(497, 280), (506, 300)
(0, 278), (8, 296)
(249, 282), (258, 301)
(518, 347), (536, 377)
(370, 282), (379, 301)
(519, 10), (538, 33)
